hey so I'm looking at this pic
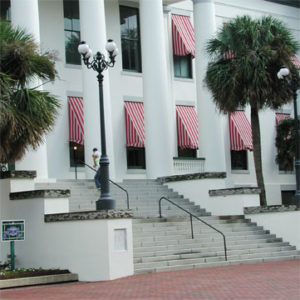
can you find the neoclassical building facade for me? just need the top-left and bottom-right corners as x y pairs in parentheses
(2, 0), (300, 205)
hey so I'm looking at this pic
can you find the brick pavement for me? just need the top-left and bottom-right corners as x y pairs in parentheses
(1, 260), (300, 300)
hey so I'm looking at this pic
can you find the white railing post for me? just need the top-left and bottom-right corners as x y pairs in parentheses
(173, 158), (205, 175)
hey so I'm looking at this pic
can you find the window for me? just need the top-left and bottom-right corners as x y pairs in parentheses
(63, 0), (81, 65)
(265, 0), (300, 8)
(0, 0), (10, 21)
(279, 161), (294, 172)
(178, 148), (197, 158)
(69, 142), (85, 167)
(174, 55), (192, 78)
(119, 6), (142, 72)
(281, 190), (296, 206)
(231, 150), (248, 170)
(127, 147), (145, 169)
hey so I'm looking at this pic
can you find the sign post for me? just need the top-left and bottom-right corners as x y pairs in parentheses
(1, 220), (25, 270)
(10, 241), (15, 270)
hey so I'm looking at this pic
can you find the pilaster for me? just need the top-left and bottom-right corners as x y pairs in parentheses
(140, 0), (173, 178)
(193, 0), (226, 172)
(11, 0), (49, 179)
(79, 0), (116, 179)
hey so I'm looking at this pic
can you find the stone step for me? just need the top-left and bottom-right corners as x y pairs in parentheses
(133, 244), (296, 260)
(133, 221), (259, 232)
(133, 230), (268, 244)
(132, 221), (254, 232)
(134, 251), (300, 270)
(133, 235), (282, 249)
(134, 255), (300, 274)
(133, 230), (270, 243)
(134, 250), (300, 271)
(133, 216), (246, 224)
(133, 241), (290, 256)
(134, 248), (300, 266)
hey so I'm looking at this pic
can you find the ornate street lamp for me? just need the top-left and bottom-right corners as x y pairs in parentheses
(78, 40), (118, 210)
(277, 67), (300, 206)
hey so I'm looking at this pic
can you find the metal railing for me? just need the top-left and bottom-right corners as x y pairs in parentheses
(76, 160), (130, 209)
(159, 196), (227, 261)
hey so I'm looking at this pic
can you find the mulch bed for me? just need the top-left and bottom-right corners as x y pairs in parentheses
(0, 269), (70, 280)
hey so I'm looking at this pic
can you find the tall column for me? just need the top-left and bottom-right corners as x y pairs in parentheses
(140, 0), (173, 178)
(11, 0), (49, 179)
(193, 0), (226, 172)
(79, 0), (116, 180)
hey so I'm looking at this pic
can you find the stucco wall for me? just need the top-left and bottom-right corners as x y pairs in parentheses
(247, 211), (300, 250)
(0, 179), (133, 281)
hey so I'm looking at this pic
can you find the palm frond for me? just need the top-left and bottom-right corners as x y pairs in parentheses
(0, 20), (60, 163)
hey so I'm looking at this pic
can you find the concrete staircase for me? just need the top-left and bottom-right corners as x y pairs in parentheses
(133, 217), (299, 273)
(36, 179), (210, 217)
(36, 179), (300, 273)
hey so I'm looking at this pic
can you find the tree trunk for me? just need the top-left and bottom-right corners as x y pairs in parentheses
(251, 106), (267, 206)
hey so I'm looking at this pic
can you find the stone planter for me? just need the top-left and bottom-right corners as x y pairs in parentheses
(0, 273), (78, 289)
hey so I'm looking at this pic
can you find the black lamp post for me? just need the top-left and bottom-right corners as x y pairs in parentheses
(73, 145), (77, 180)
(78, 40), (118, 210)
(278, 67), (300, 206)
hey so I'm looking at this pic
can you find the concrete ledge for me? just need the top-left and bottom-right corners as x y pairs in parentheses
(10, 189), (70, 200)
(158, 172), (226, 183)
(209, 187), (260, 197)
(0, 273), (78, 289)
(0, 170), (36, 179)
(245, 205), (299, 214)
(45, 209), (134, 222)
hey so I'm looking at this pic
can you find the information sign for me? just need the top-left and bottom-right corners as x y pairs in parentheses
(1, 220), (25, 241)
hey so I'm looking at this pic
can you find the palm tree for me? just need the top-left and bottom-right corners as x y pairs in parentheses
(0, 20), (60, 163)
(205, 16), (299, 206)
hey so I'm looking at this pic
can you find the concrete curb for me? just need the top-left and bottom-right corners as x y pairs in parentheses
(0, 273), (78, 289)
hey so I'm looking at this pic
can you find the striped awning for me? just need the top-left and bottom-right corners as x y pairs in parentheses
(176, 105), (199, 149)
(275, 113), (290, 127)
(291, 55), (300, 69)
(229, 111), (253, 151)
(124, 101), (145, 148)
(68, 96), (84, 145)
(171, 14), (195, 57)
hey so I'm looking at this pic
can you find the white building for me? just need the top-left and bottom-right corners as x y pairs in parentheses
(2, 0), (300, 205)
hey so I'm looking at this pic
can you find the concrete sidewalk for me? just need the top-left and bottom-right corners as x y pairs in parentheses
(1, 260), (300, 300)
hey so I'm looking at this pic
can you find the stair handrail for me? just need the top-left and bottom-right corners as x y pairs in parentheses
(77, 160), (130, 209)
(159, 196), (227, 261)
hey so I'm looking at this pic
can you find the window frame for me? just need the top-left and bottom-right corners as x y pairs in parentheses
(119, 5), (142, 73)
(63, 0), (81, 66)
(126, 147), (146, 169)
(0, 0), (11, 21)
(265, 0), (300, 8)
(173, 55), (192, 79)
(230, 150), (248, 171)
(178, 148), (197, 158)
(69, 142), (85, 167)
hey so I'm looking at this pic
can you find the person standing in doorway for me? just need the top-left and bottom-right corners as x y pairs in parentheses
(92, 148), (101, 190)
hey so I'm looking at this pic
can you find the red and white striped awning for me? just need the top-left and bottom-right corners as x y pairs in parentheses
(124, 101), (145, 148)
(275, 113), (290, 127)
(229, 111), (253, 151)
(171, 14), (195, 57)
(176, 105), (199, 149)
(291, 55), (300, 69)
(68, 96), (84, 145)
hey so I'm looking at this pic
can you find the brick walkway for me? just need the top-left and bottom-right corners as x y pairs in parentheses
(1, 260), (300, 300)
